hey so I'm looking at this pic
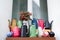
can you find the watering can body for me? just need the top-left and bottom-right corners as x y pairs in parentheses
(38, 19), (44, 30)
(21, 25), (27, 37)
(30, 25), (36, 37)
(12, 26), (20, 37)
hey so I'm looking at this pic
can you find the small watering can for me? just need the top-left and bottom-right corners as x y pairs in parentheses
(17, 20), (22, 28)
(45, 20), (53, 29)
(38, 19), (44, 30)
(30, 25), (36, 37)
(21, 23), (27, 37)
(12, 26), (20, 37)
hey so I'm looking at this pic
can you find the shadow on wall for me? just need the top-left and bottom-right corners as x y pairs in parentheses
(32, 0), (41, 19)
(40, 0), (48, 21)
(33, 0), (48, 21)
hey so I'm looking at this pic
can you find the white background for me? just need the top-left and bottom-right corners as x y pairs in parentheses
(0, 0), (13, 40)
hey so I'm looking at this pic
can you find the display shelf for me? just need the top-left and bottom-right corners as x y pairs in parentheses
(6, 37), (56, 40)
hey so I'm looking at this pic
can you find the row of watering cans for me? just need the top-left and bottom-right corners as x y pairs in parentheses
(7, 18), (55, 37)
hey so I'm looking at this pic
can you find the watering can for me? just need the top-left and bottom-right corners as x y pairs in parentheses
(45, 20), (53, 29)
(17, 20), (22, 28)
(21, 23), (27, 37)
(38, 19), (44, 30)
(12, 26), (20, 37)
(30, 25), (36, 37)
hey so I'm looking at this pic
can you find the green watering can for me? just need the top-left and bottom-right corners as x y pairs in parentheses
(17, 20), (22, 28)
(30, 25), (36, 37)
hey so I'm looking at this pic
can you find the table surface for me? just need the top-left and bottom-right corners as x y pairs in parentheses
(6, 37), (56, 40)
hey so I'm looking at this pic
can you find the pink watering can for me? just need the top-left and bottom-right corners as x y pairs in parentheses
(12, 26), (20, 37)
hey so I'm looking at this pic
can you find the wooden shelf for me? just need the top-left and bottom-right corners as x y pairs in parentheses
(6, 37), (56, 40)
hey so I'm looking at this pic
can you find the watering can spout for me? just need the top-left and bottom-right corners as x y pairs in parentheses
(50, 20), (53, 27)
(50, 20), (53, 25)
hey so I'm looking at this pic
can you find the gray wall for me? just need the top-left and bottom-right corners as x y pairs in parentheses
(12, 0), (20, 20)
(20, 0), (27, 11)
(12, 0), (48, 21)
(12, 0), (27, 20)
(40, 0), (48, 21)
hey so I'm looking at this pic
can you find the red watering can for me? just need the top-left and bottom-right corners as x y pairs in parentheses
(12, 26), (20, 37)
(38, 19), (44, 30)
